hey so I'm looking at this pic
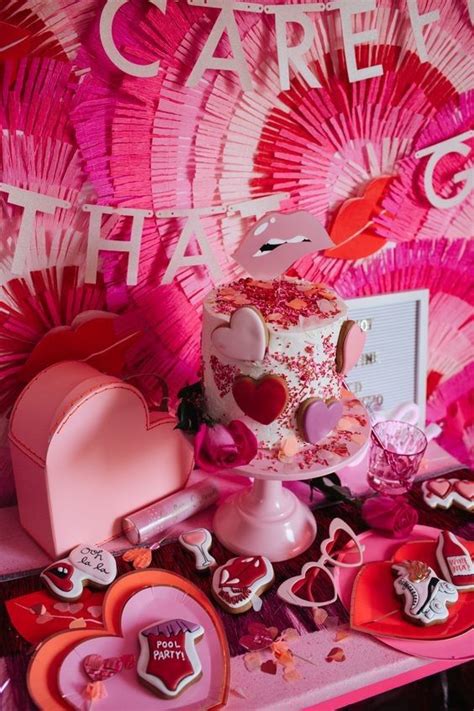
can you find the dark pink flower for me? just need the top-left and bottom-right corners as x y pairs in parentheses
(194, 420), (258, 473)
(362, 495), (418, 538)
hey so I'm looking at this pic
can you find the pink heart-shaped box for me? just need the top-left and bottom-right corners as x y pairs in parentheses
(9, 362), (194, 557)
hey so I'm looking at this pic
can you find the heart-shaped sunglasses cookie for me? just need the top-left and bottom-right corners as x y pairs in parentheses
(277, 518), (363, 608)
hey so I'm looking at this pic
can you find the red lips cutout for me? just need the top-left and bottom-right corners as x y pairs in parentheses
(232, 375), (289, 425)
(350, 539), (474, 641)
(326, 176), (392, 260)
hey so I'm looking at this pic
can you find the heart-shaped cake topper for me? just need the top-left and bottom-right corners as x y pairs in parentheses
(297, 398), (343, 444)
(211, 306), (268, 362)
(336, 320), (366, 375)
(232, 375), (288, 424)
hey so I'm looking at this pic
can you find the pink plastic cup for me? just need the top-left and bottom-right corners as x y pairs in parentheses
(368, 420), (428, 495)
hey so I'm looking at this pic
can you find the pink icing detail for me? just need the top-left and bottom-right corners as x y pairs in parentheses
(427, 479), (452, 498)
(211, 306), (267, 362)
(340, 323), (366, 375)
(454, 480), (474, 501)
(233, 211), (333, 279)
(181, 530), (208, 546)
(302, 400), (344, 445)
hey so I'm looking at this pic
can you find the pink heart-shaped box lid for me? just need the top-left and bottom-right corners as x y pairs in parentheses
(59, 586), (225, 710)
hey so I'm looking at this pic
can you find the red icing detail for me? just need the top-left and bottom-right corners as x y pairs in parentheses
(144, 631), (197, 693)
(427, 479), (452, 498)
(232, 376), (288, 424)
(438, 532), (474, 587)
(211, 279), (341, 329)
(210, 356), (238, 397)
(219, 557), (268, 590)
(42, 563), (75, 593)
(83, 654), (123, 682)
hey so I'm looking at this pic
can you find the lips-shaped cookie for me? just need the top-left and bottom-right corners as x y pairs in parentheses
(350, 539), (474, 641)
(28, 570), (230, 711)
(233, 210), (333, 279)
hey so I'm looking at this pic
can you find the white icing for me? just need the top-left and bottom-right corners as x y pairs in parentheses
(202, 278), (347, 449)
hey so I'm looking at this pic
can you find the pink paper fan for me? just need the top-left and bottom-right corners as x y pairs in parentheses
(427, 362), (474, 468)
(0, 58), (93, 279)
(0, 266), (107, 412)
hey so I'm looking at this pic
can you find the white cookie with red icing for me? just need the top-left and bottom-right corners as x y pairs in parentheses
(436, 531), (474, 592)
(137, 619), (204, 698)
(422, 478), (474, 512)
(212, 555), (274, 614)
(41, 544), (117, 600)
(392, 560), (458, 626)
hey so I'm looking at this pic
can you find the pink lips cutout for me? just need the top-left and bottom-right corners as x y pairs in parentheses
(233, 210), (334, 279)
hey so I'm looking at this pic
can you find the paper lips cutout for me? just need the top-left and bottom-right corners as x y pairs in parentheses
(326, 176), (391, 260)
(350, 538), (474, 641)
(28, 570), (230, 711)
(21, 311), (139, 383)
(234, 210), (333, 279)
(211, 306), (268, 362)
(232, 374), (288, 424)
(298, 398), (344, 444)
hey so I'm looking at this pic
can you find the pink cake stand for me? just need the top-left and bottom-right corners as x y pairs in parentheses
(214, 396), (370, 562)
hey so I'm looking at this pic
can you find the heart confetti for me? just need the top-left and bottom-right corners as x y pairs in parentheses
(122, 548), (152, 569)
(325, 647), (346, 663)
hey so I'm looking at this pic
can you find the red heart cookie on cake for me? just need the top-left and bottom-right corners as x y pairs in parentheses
(232, 375), (288, 424)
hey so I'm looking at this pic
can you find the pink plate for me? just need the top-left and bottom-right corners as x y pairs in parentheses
(335, 525), (474, 660)
(59, 586), (226, 710)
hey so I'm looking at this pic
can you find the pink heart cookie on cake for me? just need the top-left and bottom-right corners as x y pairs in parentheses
(211, 306), (268, 362)
(297, 397), (344, 444)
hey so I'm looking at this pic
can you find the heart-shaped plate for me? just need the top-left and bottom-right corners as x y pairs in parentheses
(350, 538), (474, 641)
(28, 570), (230, 710)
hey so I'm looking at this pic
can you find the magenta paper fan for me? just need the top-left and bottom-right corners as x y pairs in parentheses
(376, 91), (474, 241)
(0, 58), (95, 281)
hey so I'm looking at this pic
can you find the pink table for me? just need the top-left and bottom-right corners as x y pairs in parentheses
(0, 443), (469, 711)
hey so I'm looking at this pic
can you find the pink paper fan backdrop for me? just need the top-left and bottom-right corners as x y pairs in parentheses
(0, 0), (473, 476)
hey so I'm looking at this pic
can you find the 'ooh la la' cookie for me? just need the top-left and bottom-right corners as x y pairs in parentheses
(392, 560), (458, 626)
(137, 619), (204, 699)
(436, 531), (474, 592)
(212, 555), (274, 614)
(41, 544), (117, 601)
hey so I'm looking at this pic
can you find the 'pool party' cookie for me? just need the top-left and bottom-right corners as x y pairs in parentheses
(41, 544), (117, 601)
(212, 555), (274, 614)
(392, 560), (458, 626)
(137, 619), (204, 699)
(436, 531), (474, 592)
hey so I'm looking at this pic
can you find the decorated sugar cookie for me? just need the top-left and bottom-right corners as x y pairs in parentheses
(422, 478), (474, 512)
(436, 531), (474, 592)
(232, 374), (288, 424)
(392, 560), (458, 626)
(212, 555), (274, 614)
(178, 529), (217, 572)
(41, 544), (117, 600)
(297, 397), (343, 444)
(335, 320), (366, 375)
(137, 619), (204, 699)
(211, 306), (268, 362)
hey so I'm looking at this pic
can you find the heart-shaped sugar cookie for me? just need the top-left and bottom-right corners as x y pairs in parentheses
(427, 479), (452, 498)
(83, 654), (123, 682)
(211, 307), (268, 362)
(298, 398), (343, 444)
(455, 480), (474, 502)
(232, 375), (288, 424)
